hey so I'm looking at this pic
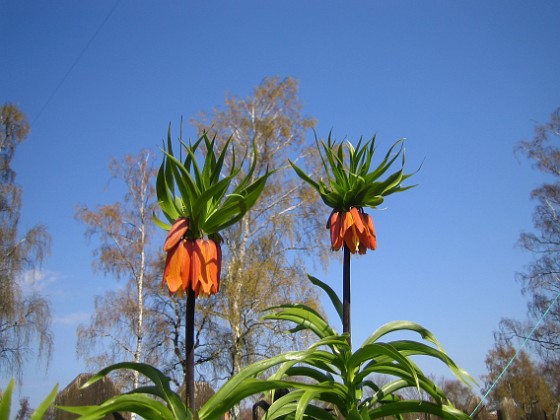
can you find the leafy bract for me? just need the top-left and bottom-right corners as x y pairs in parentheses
(290, 133), (416, 212)
(155, 128), (271, 237)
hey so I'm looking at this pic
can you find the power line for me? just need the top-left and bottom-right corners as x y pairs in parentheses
(32, 0), (122, 125)
(470, 290), (560, 417)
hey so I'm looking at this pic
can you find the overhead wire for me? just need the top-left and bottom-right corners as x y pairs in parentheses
(32, 0), (122, 125)
(470, 289), (560, 418)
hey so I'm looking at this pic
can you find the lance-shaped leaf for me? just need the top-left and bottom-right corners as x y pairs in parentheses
(155, 129), (271, 238)
(291, 133), (415, 212)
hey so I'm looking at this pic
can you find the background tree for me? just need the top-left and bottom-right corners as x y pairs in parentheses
(0, 103), (52, 380)
(75, 150), (161, 391)
(497, 107), (560, 369)
(188, 77), (328, 387)
(482, 343), (557, 417)
(437, 377), (476, 414)
(15, 397), (32, 420)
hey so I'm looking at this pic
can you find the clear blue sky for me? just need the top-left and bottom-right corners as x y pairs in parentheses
(2, 0), (559, 409)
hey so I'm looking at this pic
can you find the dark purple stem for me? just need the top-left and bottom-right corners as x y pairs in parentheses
(186, 288), (195, 411)
(343, 244), (351, 348)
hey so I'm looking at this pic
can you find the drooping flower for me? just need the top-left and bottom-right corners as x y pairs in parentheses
(291, 134), (414, 254)
(163, 219), (222, 297)
(155, 130), (270, 298)
(327, 207), (377, 254)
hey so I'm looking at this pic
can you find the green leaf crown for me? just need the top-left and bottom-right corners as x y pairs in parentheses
(291, 133), (415, 211)
(155, 127), (271, 238)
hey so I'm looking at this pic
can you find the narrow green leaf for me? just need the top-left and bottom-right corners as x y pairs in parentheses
(368, 400), (471, 420)
(264, 304), (337, 339)
(153, 212), (172, 231)
(289, 160), (321, 191)
(57, 394), (176, 420)
(308, 275), (343, 322)
(30, 384), (59, 420)
(349, 343), (421, 390)
(156, 162), (181, 221)
(0, 378), (14, 419)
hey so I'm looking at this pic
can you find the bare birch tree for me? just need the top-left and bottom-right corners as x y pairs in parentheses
(75, 151), (160, 393)
(0, 104), (52, 380)
(498, 107), (560, 364)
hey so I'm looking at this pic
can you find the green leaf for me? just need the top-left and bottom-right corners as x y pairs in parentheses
(57, 394), (177, 420)
(264, 304), (337, 340)
(153, 212), (172, 231)
(165, 151), (200, 209)
(156, 161), (180, 221)
(79, 362), (187, 420)
(283, 366), (335, 384)
(30, 384), (59, 420)
(203, 171), (271, 233)
(368, 400), (471, 420)
(192, 173), (235, 224)
(308, 275), (343, 323)
(363, 320), (441, 348)
(0, 378), (14, 419)
(349, 343), (421, 390)
(389, 340), (476, 387)
(290, 160), (321, 191)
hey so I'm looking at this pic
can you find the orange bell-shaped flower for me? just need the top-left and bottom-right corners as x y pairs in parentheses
(162, 219), (222, 297)
(327, 207), (376, 254)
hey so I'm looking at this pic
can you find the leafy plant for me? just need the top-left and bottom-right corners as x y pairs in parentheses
(55, 131), (474, 420)
(57, 363), (191, 420)
(0, 379), (58, 420)
(197, 275), (476, 419)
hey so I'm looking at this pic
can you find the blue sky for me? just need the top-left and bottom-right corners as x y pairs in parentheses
(2, 0), (559, 409)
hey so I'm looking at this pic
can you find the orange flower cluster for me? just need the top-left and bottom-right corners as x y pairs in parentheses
(163, 218), (221, 297)
(327, 207), (377, 254)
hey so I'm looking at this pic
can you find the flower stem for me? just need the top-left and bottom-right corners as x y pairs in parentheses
(186, 288), (196, 412)
(343, 244), (351, 348)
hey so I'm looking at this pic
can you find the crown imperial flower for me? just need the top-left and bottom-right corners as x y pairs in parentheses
(291, 134), (414, 253)
(162, 218), (222, 297)
(156, 130), (270, 296)
(327, 207), (377, 254)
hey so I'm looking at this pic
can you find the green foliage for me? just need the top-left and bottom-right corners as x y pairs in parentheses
(290, 133), (415, 212)
(0, 379), (58, 420)
(196, 276), (475, 419)
(252, 276), (475, 419)
(54, 275), (475, 420)
(57, 363), (192, 420)
(155, 129), (272, 237)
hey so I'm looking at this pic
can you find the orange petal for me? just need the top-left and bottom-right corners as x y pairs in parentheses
(182, 240), (194, 292)
(358, 242), (367, 255)
(341, 212), (359, 252)
(343, 225), (359, 253)
(364, 213), (377, 251)
(204, 240), (219, 296)
(163, 218), (189, 252)
(207, 240), (221, 295)
(350, 207), (365, 234)
(163, 242), (185, 293)
(185, 239), (200, 296)
(193, 239), (210, 296)
(328, 212), (344, 251)
(342, 211), (353, 234)
(326, 211), (336, 229)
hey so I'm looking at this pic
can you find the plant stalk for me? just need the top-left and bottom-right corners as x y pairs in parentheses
(186, 288), (196, 412)
(343, 244), (351, 348)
